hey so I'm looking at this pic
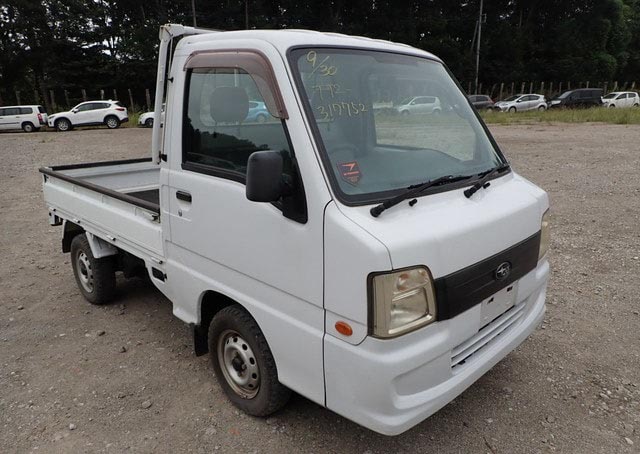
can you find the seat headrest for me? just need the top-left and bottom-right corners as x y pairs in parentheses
(209, 86), (249, 123)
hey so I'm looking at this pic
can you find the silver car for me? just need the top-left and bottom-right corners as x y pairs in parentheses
(494, 94), (547, 113)
(396, 96), (442, 115)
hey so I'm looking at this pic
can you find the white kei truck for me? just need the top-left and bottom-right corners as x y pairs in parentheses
(40, 24), (550, 435)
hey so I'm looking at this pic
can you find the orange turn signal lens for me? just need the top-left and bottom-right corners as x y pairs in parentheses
(335, 321), (353, 336)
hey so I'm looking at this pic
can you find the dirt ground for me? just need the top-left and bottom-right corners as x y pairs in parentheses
(1, 124), (639, 453)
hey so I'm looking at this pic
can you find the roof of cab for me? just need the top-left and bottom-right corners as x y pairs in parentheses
(180, 28), (441, 62)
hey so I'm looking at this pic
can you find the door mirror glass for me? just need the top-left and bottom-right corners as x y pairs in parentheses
(246, 151), (284, 202)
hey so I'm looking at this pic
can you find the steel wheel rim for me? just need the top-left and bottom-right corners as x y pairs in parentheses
(76, 251), (94, 293)
(107, 118), (118, 128)
(24, 124), (33, 132)
(217, 329), (260, 399)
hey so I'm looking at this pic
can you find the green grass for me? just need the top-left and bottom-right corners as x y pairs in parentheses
(480, 107), (640, 125)
(123, 111), (141, 128)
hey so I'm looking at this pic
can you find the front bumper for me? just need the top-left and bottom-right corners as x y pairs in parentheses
(324, 259), (549, 435)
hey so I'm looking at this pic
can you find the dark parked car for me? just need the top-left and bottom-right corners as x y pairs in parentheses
(468, 94), (495, 110)
(548, 88), (603, 108)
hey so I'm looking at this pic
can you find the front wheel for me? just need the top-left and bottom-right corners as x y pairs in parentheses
(208, 305), (291, 416)
(144, 118), (153, 128)
(70, 234), (116, 305)
(105, 116), (121, 129)
(538, 105), (546, 111)
(509, 106), (517, 113)
(55, 118), (71, 132)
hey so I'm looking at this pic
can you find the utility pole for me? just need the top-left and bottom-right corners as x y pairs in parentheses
(474, 0), (484, 94)
(192, 0), (197, 27)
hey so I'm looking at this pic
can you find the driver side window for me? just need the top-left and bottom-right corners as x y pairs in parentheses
(182, 68), (294, 183)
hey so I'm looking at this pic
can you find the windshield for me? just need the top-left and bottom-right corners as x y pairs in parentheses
(603, 93), (617, 99)
(290, 48), (504, 203)
(503, 95), (520, 102)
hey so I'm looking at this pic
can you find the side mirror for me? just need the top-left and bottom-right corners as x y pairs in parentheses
(246, 151), (283, 202)
(72, 109), (78, 113)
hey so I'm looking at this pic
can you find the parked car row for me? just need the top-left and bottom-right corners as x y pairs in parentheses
(468, 88), (640, 113)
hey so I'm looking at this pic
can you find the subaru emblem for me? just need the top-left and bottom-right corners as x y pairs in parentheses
(495, 262), (511, 281)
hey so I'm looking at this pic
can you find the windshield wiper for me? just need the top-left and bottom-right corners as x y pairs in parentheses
(370, 174), (472, 218)
(463, 163), (511, 199)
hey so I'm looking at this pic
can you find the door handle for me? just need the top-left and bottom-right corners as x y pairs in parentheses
(176, 190), (192, 203)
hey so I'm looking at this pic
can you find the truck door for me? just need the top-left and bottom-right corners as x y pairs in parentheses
(164, 50), (326, 404)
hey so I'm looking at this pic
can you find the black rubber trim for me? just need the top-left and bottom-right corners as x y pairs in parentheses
(39, 166), (160, 215)
(434, 231), (541, 320)
(48, 157), (152, 171)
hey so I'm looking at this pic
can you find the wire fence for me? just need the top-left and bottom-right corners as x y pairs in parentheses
(464, 80), (638, 100)
(1, 80), (638, 112)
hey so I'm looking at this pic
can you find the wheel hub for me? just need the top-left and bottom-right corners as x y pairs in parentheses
(76, 251), (94, 293)
(218, 330), (260, 399)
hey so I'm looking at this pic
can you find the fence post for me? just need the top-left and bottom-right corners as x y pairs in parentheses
(145, 88), (152, 110)
(631, 82), (636, 90)
(15, 90), (21, 105)
(478, 83), (483, 95)
(128, 88), (135, 110)
(568, 81), (571, 90)
(613, 81), (618, 91)
(604, 82), (608, 94)
(33, 89), (40, 104)
(549, 82), (553, 97)
(510, 82), (515, 96)
(540, 81), (545, 95)
(468, 82), (472, 94)
(499, 83), (504, 100)
(586, 81), (589, 88)
(520, 82), (525, 94)
(49, 90), (56, 110)
(64, 90), (70, 108)
(81, 89), (87, 102)
(100, 89), (105, 100)
(528, 81), (532, 93)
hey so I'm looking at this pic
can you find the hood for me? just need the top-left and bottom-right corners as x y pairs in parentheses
(334, 172), (548, 278)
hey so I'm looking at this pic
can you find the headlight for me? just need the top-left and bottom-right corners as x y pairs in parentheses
(539, 210), (550, 260)
(370, 266), (437, 338)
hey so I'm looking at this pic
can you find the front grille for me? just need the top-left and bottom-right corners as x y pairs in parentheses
(450, 302), (526, 371)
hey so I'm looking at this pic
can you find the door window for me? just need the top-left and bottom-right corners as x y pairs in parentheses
(183, 68), (294, 182)
(4, 108), (20, 115)
(75, 104), (92, 112)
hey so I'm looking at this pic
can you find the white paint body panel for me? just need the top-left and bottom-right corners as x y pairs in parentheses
(40, 27), (550, 435)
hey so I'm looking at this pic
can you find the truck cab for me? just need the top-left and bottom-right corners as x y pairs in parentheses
(40, 25), (550, 435)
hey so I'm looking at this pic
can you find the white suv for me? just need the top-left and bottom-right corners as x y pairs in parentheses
(0, 105), (48, 133)
(48, 100), (128, 131)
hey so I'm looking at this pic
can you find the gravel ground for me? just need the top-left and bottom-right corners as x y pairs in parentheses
(1, 124), (639, 453)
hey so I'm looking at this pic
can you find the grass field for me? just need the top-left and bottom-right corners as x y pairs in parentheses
(480, 106), (640, 125)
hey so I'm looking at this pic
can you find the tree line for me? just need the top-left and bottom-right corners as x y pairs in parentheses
(2, 0), (640, 109)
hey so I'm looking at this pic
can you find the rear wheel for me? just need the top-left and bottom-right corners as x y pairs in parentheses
(208, 305), (291, 416)
(55, 118), (71, 132)
(70, 234), (116, 305)
(105, 116), (120, 129)
(22, 122), (35, 133)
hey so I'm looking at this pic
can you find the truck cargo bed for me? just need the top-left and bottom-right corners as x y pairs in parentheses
(40, 157), (164, 261)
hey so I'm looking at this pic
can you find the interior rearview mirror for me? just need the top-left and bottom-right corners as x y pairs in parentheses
(246, 151), (284, 203)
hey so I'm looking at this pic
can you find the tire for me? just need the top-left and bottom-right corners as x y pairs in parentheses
(256, 114), (267, 123)
(70, 234), (116, 305)
(509, 106), (517, 113)
(208, 305), (291, 416)
(105, 116), (121, 129)
(538, 105), (546, 111)
(634, 103), (639, 107)
(55, 118), (71, 132)
(144, 118), (153, 128)
(400, 110), (409, 116)
(432, 109), (441, 116)
(22, 122), (35, 133)
(609, 104), (616, 109)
